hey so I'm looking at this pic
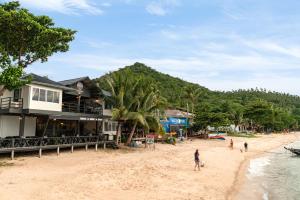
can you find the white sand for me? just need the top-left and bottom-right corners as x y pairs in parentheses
(0, 133), (299, 200)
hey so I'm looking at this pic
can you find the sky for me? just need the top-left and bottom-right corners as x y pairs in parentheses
(2, 0), (300, 94)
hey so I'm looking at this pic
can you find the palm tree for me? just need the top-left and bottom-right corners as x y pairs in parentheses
(125, 81), (166, 146)
(105, 70), (138, 145)
(183, 86), (203, 113)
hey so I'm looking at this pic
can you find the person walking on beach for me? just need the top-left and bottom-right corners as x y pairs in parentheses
(194, 149), (200, 171)
(244, 142), (248, 152)
(230, 139), (233, 149)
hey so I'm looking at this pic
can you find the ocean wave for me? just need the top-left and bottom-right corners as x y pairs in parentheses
(247, 156), (271, 178)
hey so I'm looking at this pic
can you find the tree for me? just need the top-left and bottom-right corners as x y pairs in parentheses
(192, 103), (211, 133)
(0, 1), (76, 95)
(193, 102), (231, 133)
(183, 85), (203, 113)
(125, 80), (166, 145)
(105, 69), (138, 145)
(244, 100), (273, 132)
(230, 102), (244, 132)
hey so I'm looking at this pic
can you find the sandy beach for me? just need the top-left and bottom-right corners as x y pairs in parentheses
(0, 133), (299, 200)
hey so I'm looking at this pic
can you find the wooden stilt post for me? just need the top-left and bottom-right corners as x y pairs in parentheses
(95, 144), (98, 151)
(19, 115), (25, 137)
(57, 146), (60, 156)
(85, 144), (88, 151)
(39, 148), (42, 158)
(11, 139), (15, 160)
(42, 117), (50, 137)
(71, 145), (74, 153)
(103, 142), (106, 149)
(11, 150), (14, 160)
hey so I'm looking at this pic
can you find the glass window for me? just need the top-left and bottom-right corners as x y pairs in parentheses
(47, 91), (54, 102)
(13, 88), (22, 101)
(104, 121), (109, 131)
(32, 88), (39, 101)
(39, 89), (46, 101)
(53, 92), (60, 103)
(112, 123), (116, 131)
(109, 122), (112, 131)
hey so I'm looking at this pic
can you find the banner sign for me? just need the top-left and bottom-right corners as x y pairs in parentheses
(168, 117), (188, 125)
(160, 117), (189, 133)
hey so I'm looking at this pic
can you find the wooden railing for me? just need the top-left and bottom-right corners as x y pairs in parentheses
(0, 135), (113, 149)
(62, 102), (102, 115)
(0, 97), (23, 109)
(0, 135), (118, 159)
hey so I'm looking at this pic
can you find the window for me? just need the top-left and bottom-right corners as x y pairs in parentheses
(13, 88), (22, 102)
(47, 91), (54, 102)
(32, 88), (39, 101)
(104, 121), (109, 131)
(53, 92), (60, 103)
(32, 87), (60, 104)
(112, 123), (117, 131)
(39, 89), (46, 101)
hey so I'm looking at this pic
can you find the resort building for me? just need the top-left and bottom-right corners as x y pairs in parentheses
(0, 74), (117, 153)
(160, 109), (193, 134)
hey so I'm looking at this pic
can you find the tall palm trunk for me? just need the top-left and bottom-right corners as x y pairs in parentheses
(125, 121), (138, 146)
(116, 122), (122, 145)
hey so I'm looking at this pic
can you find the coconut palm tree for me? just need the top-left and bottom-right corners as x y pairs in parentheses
(183, 86), (203, 113)
(105, 70), (138, 145)
(125, 82), (166, 145)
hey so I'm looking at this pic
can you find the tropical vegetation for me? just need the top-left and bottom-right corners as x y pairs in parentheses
(102, 69), (166, 145)
(97, 62), (300, 136)
(0, 1), (75, 95)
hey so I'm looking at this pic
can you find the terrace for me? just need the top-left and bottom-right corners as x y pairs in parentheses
(0, 97), (23, 112)
(0, 135), (117, 159)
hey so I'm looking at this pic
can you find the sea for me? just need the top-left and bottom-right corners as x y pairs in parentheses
(236, 140), (300, 200)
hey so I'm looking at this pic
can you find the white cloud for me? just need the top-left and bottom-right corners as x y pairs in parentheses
(17, 0), (103, 15)
(241, 39), (300, 59)
(146, 0), (180, 16)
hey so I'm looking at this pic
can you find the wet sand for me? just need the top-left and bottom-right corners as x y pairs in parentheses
(0, 133), (299, 200)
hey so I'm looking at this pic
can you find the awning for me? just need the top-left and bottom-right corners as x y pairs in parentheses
(49, 115), (103, 121)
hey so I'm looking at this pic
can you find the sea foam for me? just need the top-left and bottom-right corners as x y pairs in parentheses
(247, 156), (271, 178)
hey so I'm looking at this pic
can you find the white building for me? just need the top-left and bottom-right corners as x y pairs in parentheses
(0, 74), (117, 140)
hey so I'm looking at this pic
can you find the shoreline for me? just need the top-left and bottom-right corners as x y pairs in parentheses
(227, 132), (300, 200)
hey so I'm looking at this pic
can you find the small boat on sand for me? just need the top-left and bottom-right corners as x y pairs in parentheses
(284, 147), (300, 156)
(209, 135), (226, 140)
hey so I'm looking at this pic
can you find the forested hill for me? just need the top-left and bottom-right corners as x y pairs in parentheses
(96, 62), (209, 108)
(96, 62), (300, 110)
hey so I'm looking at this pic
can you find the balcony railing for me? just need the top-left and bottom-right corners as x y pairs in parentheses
(0, 97), (23, 110)
(62, 102), (103, 115)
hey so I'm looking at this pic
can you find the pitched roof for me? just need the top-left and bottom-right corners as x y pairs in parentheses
(24, 73), (75, 91)
(165, 109), (193, 118)
(59, 76), (90, 86)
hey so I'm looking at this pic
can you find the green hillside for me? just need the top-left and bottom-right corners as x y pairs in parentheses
(96, 62), (209, 108)
(95, 62), (300, 132)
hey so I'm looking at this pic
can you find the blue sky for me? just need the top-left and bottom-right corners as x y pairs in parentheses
(3, 0), (300, 94)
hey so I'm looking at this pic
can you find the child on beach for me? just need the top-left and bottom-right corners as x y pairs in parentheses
(194, 149), (200, 171)
(244, 142), (248, 152)
(229, 139), (233, 149)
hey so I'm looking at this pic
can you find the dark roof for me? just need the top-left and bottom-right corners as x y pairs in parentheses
(59, 76), (112, 97)
(59, 76), (90, 86)
(24, 73), (75, 91)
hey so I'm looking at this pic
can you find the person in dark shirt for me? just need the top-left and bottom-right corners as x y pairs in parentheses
(244, 142), (248, 152)
(194, 149), (200, 171)
(229, 139), (234, 149)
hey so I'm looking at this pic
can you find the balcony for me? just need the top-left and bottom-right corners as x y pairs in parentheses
(0, 97), (23, 111)
(62, 102), (103, 115)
